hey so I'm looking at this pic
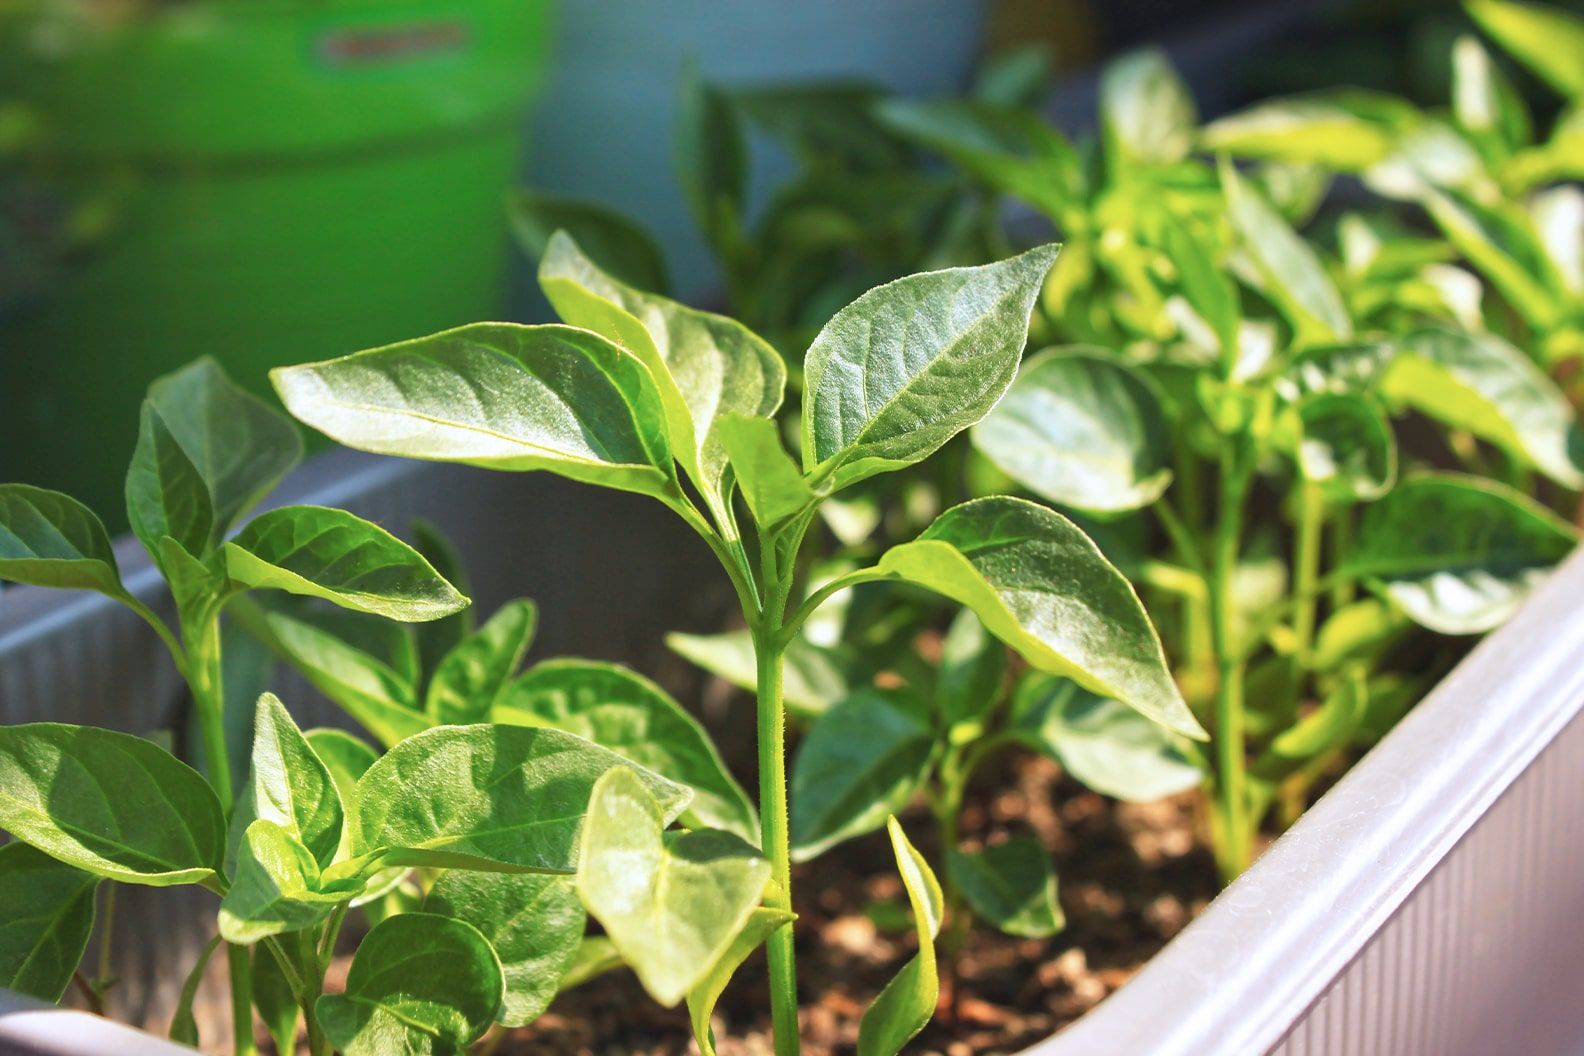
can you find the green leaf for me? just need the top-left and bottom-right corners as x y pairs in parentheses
(0, 724), (224, 886)
(1384, 326), (1584, 489)
(791, 689), (934, 861)
(1201, 97), (1398, 170)
(1466, 0), (1584, 100)
(226, 505), (469, 622)
(1221, 158), (1352, 343)
(686, 907), (796, 1056)
(1453, 35), (1532, 156)
(1420, 190), (1561, 329)
(410, 518), (475, 679)
(875, 497), (1203, 738)
(0, 843), (99, 1002)
(508, 190), (669, 293)
(1285, 393), (1397, 503)
(126, 402), (215, 561)
(575, 767), (769, 1008)
(1251, 676), (1368, 785)
(248, 693), (344, 870)
(1532, 184), (1583, 297)
(219, 820), (346, 944)
(303, 728), (381, 809)
(169, 936), (221, 1047)
(316, 913), (504, 1056)
(937, 608), (1007, 729)
(538, 232), (785, 514)
(857, 817), (943, 1056)
(133, 357), (302, 546)
(559, 936), (623, 992)
(971, 348), (1173, 514)
(259, 611), (430, 750)
(802, 245), (1060, 491)
(1343, 473), (1578, 633)
(424, 871), (584, 1027)
(0, 485), (123, 596)
(675, 65), (747, 251)
(271, 323), (679, 504)
(1160, 215), (1240, 361)
(947, 837), (1063, 939)
(718, 414), (815, 528)
(353, 724), (692, 872)
(425, 599), (538, 725)
(1099, 48), (1195, 168)
(494, 659), (757, 843)
(666, 629), (849, 718)
(253, 943), (301, 1056)
(1010, 675), (1201, 801)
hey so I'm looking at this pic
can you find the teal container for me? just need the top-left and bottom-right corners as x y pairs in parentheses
(1, 0), (551, 526)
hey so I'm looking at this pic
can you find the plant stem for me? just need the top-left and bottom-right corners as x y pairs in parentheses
(1208, 444), (1252, 885)
(1286, 482), (1324, 723)
(753, 624), (799, 1056)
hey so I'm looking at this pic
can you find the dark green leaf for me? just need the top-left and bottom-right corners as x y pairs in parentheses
(857, 818), (942, 1056)
(0, 485), (123, 596)
(353, 725), (692, 872)
(169, 936), (221, 1046)
(575, 767), (769, 1007)
(253, 942), (301, 1056)
(971, 349), (1173, 514)
(410, 518), (474, 678)
(508, 190), (669, 292)
(676, 66), (747, 251)
(947, 837), (1063, 938)
(802, 246), (1061, 491)
(937, 609), (1007, 729)
(1343, 473), (1578, 633)
(1286, 394), (1397, 503)
(271, 323), (679, 504)
(426, 599), (538, 725)
(0, 724), (224, 885)
(425, 871), (584, 1027)
(0, 843), (98, 1001)
(791, 689), (934, 861)
(126, 402), (214, 561)
(316, 913), (503, 1056)
(494, 659), (757, 843)
(226, 505), (469, 622)
(876, 497), (1203, 738)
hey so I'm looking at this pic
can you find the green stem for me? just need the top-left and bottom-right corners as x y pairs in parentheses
(754, 624), (799, 1055)
(1208, 444), (1252, 885)
(1329, 507), (1355, 610)
(1286, 482), (1324, 723)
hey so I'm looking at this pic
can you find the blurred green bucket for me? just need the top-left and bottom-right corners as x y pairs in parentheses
(1, 0), (551, 526)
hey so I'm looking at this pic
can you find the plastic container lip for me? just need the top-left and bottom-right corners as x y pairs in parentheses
(0, 0), (552, 161)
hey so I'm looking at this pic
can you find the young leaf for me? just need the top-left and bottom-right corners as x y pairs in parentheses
(410, 518), (475, 677)
(353, 724), (692, 873)
(1343, 473), (1579, 633)
(801, 245), (1060, 491)
(718, 414), (815, 528)
(0, 484), (124, 596)
(226, 505), (469, 622)
(424, 871), (585, 1027)
(875, 497), (1203, 738)
(219, 820), (346, 944)
(790, 689), (935, 861)
(426, 599), (538, 725)
(0, 724), (224, 886)
(126, 402), (215, 561)
(508, 190), (670, 293)
(538, 232), (785, 512)
(271, 323), (679, 504)
(494, 659), (758, 843)
(1160, 215), (1240, 361)
(1383, 326), (1584, 490)
(259, 611), (430, 750)
(1286, 393), (1397, 503)
(676, 65), (747, 251)
(937, 608), (1007, 729)
(0, 843), (99, 1002)
(303, 728), (381, 807)
(252, 943), (301, 1056)
(1010, 675), (1201, 801)
(971, 348), (1173, 514)
(1099, 48), (1196, 168)
(1420, 189), (1561, 329)
(946, 837), (1064, 939)
(1250, 676), (1368, 785)
(249, 693), (344, 870)
(575, 767), (769, 1008)
(1201, 97), (1398, 170)
(169, 936), (221, 1047)
(1466, 0), (1584, 100)
(316, 913), (504, 1056)
(857, 818), (943, 1056)
(666, 629), (849, 717)
(1221, 158), (1352, 344)
(134, 357), (302, 545)
(686, 907), (796, 1056)
(1453, 36), (1532, 155)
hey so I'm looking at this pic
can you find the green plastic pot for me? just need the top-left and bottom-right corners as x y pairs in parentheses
(1, 0), (551, 526)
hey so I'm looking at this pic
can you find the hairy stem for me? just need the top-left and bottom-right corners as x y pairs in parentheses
(754, 624), (799, 1055)
(1208, 444), (1252, 885)
(1287, 482), (1324, 722)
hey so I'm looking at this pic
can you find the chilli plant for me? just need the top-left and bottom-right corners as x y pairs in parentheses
(265, 229), (1205, 1054)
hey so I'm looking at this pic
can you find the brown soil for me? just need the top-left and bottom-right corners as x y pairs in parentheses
(495, 751), (1220, 1056)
